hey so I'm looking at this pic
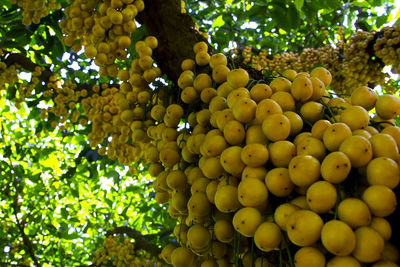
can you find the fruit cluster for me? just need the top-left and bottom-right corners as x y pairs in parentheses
(148, 42), (400, 266)
(9, 0), (61, 26)
(240, 27), (398, 95)
(92, 235), (161, 266)
(59, 0), (144, 76)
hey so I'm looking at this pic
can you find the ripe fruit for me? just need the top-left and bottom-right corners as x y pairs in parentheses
(286, 209), (323, 246)
(306, 181), (337, 213)
(337, 198), (372, 228)
(253, 222), (282, 252)
(321, 220), (356, 256)
(227, 68), (249, 88)
(352, 226), (385, 263)
(375, 94), (400, 119)
(232, 207), (262, 237)
(362, 185), (397, 217)
(237, 178), (268, 207)
(288, 155), (320, 187)
(294, 246), (326, 267)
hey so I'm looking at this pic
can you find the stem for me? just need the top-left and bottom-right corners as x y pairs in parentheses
(283, 233), (294, 267)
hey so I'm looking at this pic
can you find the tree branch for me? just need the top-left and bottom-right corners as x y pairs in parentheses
(136, 0), (209, 83)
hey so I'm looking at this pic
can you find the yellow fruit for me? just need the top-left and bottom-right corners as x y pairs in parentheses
(375, 94), (400, 119)
(181, 86), (198, 104)
(227, 87), (250, 108)
(216, 108), (234, 131)
(351, 86), (377, 111)
(227, 68), (249, 89)
(201, 157), (224, 179)
(382, 242), (400, 262)
(371, 261), (400, 267)
(370, 133), (399, 160)
(296, 136), (327, 161)
(241, 166), (267, 181)
(232, 207), (262, 237)
(306, 181), (337, 213)
(193, 41), (208, 53)
(367, 157), (399, 188)
(170, 247), (195, 267)
(339, 135), (373, 168)
(370, 217), (392, 241)
(232, 97), (257, 123)
(211, 64), (230, 84)
(300, 101), (324, 123)
(237, 178), (268, 207)
(310, 66), (332, 87)
(270, 91), (295, 111)
(200, 87), (217, 103)
(326, 256), (361, 267)
(181, 58), (195, 71)
(352, 226), (385, 263)
(161, 244), (177, 264)
(290, 75), (313, 102)
(286, 209), (323, 246)
(196, 51), (211, 66)
(223, 120), (245, 146)
(294, 246), (326, 267)
(323, 122), (352, 151)
(282, 69), (297, 81)
(309, 76), (325, 101)
(268, 140), (296, 167)
(209, 53), (227, 68)
(214, 219), (234, 243)
(261, 113), (291, 142)
(288, 155), (320, 187)
(255, 98), (283, 123)
(381, 126), (400, 150)
(362, 185), (397, 217)
(311, 119), (332, 140)
(245, 124), (268, 145)
(321, 220), (356, 256)
(284, 111), (304, 136)
(187, 192), (211, 217)
(240, 143), (269, 167)
(214, 184), (241, 213)
(337, 198), (371, 228)
(274, 203), (299, 231)
(340, 105), (370, 130)
(187, 224), (211, 250)
(269, 76), (291, 92)
(264, 167), (294, 197)
(253, 222), (282, 252)
(250, 83), (272, 102)
(320, 151), (351, 183)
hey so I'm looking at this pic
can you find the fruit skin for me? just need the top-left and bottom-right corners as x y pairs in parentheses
(352, 226), (385, 263)
(294, 246), (326, 267)
(286, 209), (323, 247)
(253, 222), (282, 252)
(321, 220), (356, 256)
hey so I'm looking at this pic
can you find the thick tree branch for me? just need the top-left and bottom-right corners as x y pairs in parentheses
(2, 53), (52, 83)
(137, 0), (209, 83)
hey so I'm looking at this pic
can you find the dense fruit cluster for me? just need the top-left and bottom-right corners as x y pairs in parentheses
(146, 41), (400, 267)
(9, 0), (61, 25)
(241, 27), (398, 95)
(59, 0), (144, 76)
(92, 235), (163, 266)
(374, 23), (400, 74)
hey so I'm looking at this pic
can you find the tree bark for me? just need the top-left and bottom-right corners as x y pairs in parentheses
(136, 0), (209, 83)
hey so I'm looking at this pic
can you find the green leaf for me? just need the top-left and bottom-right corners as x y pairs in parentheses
(294, 0), (304, 11)
(212, 15), (225, 28)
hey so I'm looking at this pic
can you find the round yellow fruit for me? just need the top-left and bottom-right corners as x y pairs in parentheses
(352, 226), (385, 263)
(306, 180), (337, 213)
(321, 219), (356, 256)
(337, 198), (371, 228)
(232, 207), (262, 237)
(254, 222), (282, 252)
(294, 246), (326, 267)
(286, 209), (323, 246)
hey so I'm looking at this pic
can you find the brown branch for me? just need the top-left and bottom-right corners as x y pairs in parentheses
(3, 53), (52, 83)
(105, 226), (167, 258)
(136, 0), (209, 83)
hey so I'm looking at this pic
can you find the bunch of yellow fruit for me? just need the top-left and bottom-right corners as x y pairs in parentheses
(151, 41), (400, 267)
